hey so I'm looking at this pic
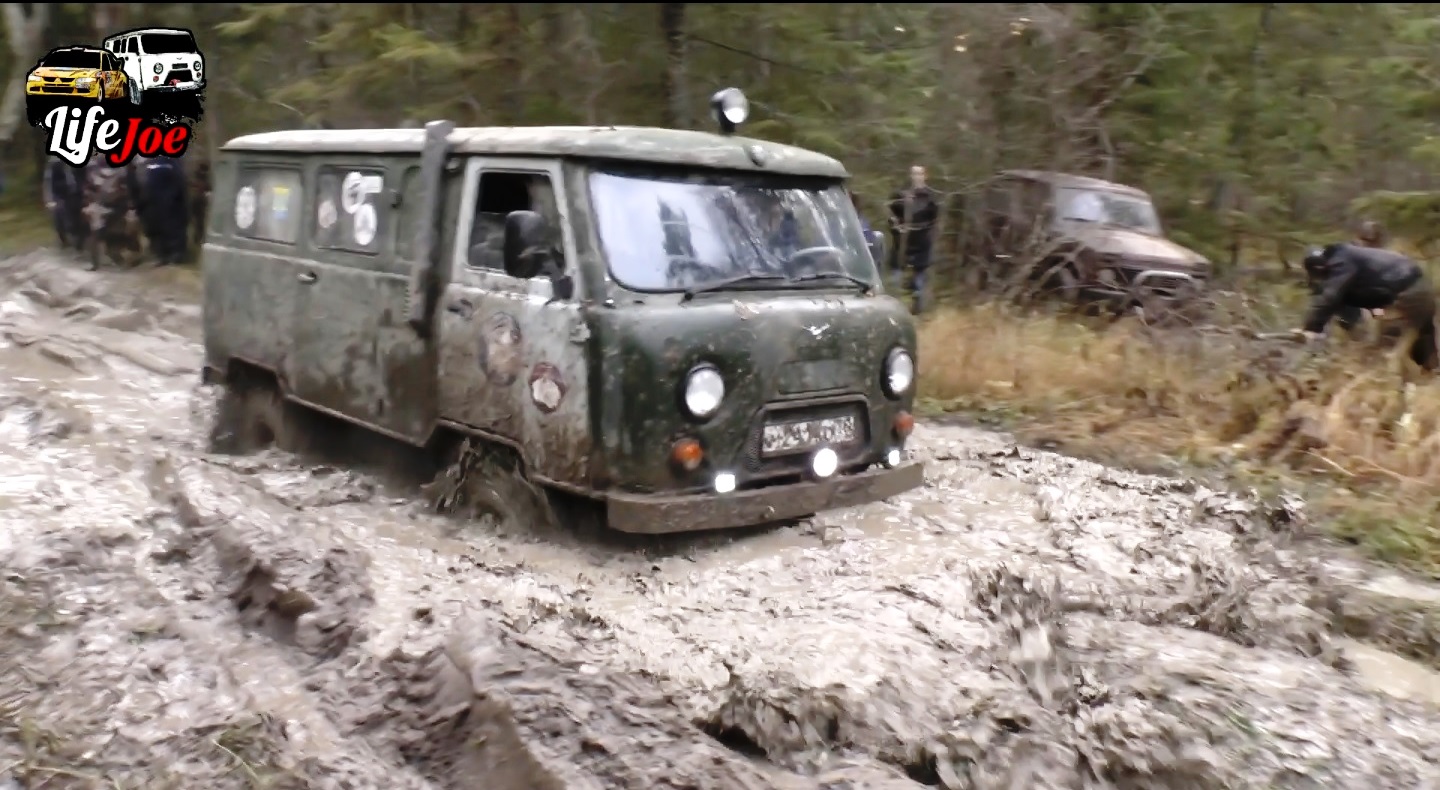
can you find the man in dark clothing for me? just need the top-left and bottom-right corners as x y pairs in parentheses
(887, 165), (940, 314)
(136, 156), (189, 264)
(189, 160), (212, 256)
(1302, 243), (1438, 371)
(43, 160), (84, 250)
(81, 155), (143, 269)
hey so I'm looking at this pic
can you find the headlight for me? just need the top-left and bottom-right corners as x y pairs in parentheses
(153, 63), (163, 74)
(74, 78), (94, 90)
(26, 74), (40, 83)
(194, 60), (203, 74)
(682, 365), (725, 419)
(883, 347), (914, 398)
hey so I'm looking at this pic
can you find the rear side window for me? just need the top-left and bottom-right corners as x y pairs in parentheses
(395, 166), (423, 259)
(314, 166), (387, 256)
(233, 167), (302, 245)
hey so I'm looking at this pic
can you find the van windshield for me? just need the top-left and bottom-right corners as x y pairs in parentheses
(140, 32), (197, 54)
(40, 50), (103, 70)
(589, 169), (877, 293)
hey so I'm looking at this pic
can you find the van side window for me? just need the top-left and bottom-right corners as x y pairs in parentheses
(233, 167), (302, 245)
(395, 166), (422, 259)
(314, 167), (387, 255)
(467, 171), (561, 272)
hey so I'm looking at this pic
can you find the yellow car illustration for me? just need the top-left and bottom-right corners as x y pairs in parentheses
(26, 46), (137, 127)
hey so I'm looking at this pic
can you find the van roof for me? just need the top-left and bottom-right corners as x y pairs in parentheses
(220, 126), (849, 178)
(103, 28), (192, 42)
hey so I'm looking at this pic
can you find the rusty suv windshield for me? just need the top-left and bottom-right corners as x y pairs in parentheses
(588, 169), (877, 293)
(1057, 187), (1162, 236)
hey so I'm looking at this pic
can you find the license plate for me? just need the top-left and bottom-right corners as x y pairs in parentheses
(761, 415), (857, 456)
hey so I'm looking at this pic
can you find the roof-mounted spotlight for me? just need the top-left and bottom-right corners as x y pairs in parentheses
(710, 87), (749, 135)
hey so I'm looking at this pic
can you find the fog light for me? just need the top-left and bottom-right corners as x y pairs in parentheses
(714, 472), (737, 494)
(886, 448), (902, 468)
(811, 447), (839, 479)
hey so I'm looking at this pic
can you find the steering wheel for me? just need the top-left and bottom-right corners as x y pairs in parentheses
(786, 246), (844, 278)
(665, 254), (709, 283)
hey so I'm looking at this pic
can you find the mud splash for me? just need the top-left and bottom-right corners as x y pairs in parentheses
(3, 249), (1440, 788)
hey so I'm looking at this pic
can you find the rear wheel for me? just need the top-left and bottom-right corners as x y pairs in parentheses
(209, 371), (309, 455)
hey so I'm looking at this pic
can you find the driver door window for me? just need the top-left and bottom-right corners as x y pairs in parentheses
(466, 170), (562, 272)
(450, 158), (575, 300)
(983, 180), (1020, 250)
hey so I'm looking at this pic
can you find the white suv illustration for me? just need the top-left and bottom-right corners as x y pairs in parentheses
(102, 27), (204, 102)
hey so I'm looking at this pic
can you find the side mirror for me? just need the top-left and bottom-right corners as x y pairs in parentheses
(502, 210), (555, 280)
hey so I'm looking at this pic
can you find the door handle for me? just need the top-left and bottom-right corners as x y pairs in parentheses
(297, 271), (317, 284)
(446, 299), (474, 318)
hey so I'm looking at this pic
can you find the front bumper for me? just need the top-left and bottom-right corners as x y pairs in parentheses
(604, 460), (925, 534)
(27, 85), (99, 99)
(146, 80), (204, 94)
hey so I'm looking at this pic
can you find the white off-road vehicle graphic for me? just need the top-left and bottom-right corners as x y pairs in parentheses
(102, 27), (204, 103)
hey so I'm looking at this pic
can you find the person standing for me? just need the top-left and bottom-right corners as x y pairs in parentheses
(189, 159), (212, 257)
(42, 159), (83, 250)
(887, 165), (940, 314)
(137, 156), (189, 265)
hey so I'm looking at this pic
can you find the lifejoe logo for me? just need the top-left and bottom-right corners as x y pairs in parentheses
(25, 27), (206, 168)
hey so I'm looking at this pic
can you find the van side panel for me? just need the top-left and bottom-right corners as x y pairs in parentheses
(201, 155), (301, 386)
(285, 156), (438, 444)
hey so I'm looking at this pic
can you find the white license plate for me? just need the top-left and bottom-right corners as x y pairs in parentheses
(761, 415), (857, 456)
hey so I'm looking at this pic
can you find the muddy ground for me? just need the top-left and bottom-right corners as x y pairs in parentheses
(3, 251), (1440, 789)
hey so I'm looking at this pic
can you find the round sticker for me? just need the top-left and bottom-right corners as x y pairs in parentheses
(234, 186), (257, 230)
(340, 172), (365, 215)
(317, 198), (337, 230)
(352, 203), (377, 247)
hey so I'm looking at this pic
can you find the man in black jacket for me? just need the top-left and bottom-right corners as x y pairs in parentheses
(1302, 243), (1437, 371)
(887, 165), (940, 314)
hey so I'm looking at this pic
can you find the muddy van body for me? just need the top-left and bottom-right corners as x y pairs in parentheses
(201, 119), (923, 533)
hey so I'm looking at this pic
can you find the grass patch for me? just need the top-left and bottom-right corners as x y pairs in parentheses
(0, 208), (54, 257)
(918, 301), (1440, 575)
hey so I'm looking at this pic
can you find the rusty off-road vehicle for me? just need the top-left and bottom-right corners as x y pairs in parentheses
(960, 170), (1211, 315)
(201, 89), (924, 535)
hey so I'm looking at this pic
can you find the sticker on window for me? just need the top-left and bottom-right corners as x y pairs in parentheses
(352, 203), (377, 247)
(235, 185), (256, 230)
(272, 185), (292, 223)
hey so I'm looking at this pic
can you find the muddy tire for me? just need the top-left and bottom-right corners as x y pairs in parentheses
(208, 377), (308, 455)
(423, 436), (604, 537)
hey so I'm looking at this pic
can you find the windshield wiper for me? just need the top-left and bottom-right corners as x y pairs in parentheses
(681, 273), (789, 302)
(787, 272), (873, 294)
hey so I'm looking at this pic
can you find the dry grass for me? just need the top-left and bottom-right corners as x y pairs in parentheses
(918, 302), (1440, 574)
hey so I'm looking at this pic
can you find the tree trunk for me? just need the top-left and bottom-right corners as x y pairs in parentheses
(0, 3), (51, 145)
(660, 3), (688, 128)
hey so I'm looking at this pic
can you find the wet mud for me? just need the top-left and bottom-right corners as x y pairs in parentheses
(5, 249), (1440, 788)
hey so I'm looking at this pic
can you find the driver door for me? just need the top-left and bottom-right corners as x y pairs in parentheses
(434, 157), (595, 488)
(118, 38), (142, 91)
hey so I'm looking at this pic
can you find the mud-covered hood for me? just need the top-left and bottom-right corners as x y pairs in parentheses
(1072, 225), (1208, 269)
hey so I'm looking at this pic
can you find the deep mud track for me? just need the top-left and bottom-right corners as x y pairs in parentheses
(4, 251), (1440, 789)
